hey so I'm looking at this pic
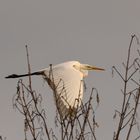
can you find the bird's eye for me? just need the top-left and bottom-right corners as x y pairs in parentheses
(73, 65), (79, 70)
(73, 65), (77, 69)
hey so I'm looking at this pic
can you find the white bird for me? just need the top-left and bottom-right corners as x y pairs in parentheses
(6, 61), (104, 118)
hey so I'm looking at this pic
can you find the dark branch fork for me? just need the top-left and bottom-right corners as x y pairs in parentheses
(113, 35), (140, 140)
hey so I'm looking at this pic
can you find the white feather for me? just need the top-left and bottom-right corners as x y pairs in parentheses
(43, 61), (84, 117)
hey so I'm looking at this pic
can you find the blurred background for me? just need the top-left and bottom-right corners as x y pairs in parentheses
(0, 0), (140, 139)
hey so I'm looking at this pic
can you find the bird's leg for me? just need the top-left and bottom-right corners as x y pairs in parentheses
(5, 71), (44, 79)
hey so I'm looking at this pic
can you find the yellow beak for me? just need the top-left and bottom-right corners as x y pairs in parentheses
(84, 65), (105, 71)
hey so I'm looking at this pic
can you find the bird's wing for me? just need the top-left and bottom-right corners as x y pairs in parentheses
(43, 66), (84, 117)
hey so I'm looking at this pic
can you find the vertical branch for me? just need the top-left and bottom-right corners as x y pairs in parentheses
(114, 35), (140, 140)
(25, 45), (32, 90)
(126, 88), (140, 140)
(122, 35), (135, 112)
(13, 47), (51, 140)
(114, 35), (136, 140)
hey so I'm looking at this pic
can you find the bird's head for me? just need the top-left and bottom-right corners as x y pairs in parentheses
(73, 61), (105, 77)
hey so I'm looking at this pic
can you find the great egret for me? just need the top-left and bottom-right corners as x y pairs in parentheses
(6, 61), (104, 118)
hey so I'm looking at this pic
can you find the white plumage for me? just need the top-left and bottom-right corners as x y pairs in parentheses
(43, 61), (84, 117)
(6, 61), (104, 118)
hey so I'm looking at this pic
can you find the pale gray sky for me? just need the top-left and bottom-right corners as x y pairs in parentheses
(0, 0), (140, 139)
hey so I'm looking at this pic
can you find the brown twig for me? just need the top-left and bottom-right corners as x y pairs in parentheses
(114, 35), (140, 140)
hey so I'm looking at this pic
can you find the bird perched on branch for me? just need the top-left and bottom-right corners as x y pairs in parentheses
(6, 61), (104, 118)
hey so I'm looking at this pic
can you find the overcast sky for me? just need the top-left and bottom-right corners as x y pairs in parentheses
(0, 0), (140, 140)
